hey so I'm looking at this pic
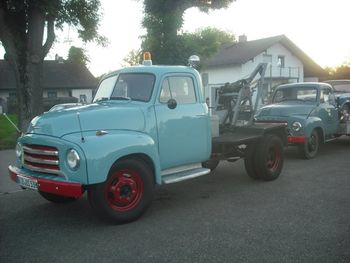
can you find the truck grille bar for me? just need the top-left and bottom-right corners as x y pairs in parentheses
(23, 145), (60, 175)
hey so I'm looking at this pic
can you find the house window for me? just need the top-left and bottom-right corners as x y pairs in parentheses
(48, 91), (57, 98)
(277, 55), (285, 67)
(80, 94), (87, 103)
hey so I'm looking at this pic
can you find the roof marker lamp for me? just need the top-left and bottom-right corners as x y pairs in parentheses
(143, 52), (152, 66)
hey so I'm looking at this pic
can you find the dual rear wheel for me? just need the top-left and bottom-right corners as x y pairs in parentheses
(244, 134), (284, 181)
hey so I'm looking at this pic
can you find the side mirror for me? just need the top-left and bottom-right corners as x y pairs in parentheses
(336, 96), (340, 107)
(167, 99), (177, 109)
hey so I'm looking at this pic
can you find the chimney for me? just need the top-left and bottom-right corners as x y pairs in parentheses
(55, 54), (64, 63)
(239, 35), (247, 43)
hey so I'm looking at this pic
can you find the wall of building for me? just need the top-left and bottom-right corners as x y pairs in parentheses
(72, 89), (93, 103)
(201, 42), (307, 105)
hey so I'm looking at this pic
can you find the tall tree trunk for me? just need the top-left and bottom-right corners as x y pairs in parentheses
(16, 7), (46, 131)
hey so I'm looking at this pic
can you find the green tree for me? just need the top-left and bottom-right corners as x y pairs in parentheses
(180, 27), (235, 66)
(142, 0), (235, 64)
(325, 62), (350, 80)
(67, 46), (90, 65)
(122, 49), (143, 66)
(0, 0), (105, 130)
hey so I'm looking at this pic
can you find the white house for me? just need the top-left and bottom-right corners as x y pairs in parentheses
(201, 35), (327, 104)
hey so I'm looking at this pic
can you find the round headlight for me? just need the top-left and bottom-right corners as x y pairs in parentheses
(67, 149), (80, 170)
(292, 121), (302, 132)
(16, 143), (22, 158)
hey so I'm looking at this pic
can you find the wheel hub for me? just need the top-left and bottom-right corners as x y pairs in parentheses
(106, 170), (144, 211)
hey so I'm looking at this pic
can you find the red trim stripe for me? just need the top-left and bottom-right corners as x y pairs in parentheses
(288, 136), (306, 143)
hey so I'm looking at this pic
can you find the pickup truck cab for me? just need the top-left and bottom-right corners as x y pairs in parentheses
(9, 56), (287, 223)
(255, 82), (350, 159)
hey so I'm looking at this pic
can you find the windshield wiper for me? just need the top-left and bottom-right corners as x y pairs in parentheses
(95, 97), (109, 102)
(110, 96), (131, 101)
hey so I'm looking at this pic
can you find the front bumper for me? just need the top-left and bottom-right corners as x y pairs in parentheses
(9, 165), (83, 198)
(288, 136), (306, 143)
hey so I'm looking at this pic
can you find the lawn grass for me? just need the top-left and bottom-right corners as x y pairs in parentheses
(0, 114), (18, 150)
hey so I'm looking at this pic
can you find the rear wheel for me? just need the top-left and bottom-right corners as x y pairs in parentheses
(254, 134), (284, 181)
(244, 143), (259, 179)
(39, 191), (78, 203)
(298, 129), (319, 159)
(88, 159), (154, 224)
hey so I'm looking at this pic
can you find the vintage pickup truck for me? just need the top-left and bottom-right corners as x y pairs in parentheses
(255, 82), (350, 159)
(9, 54), (287, 223)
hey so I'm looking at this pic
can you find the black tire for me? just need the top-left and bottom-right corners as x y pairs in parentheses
(88, 159), (154, 224)
(254, 134), (284, 181)
(244, 143), (259, 179)
(39, 191), (78, 203)
(202, 159), (220, 171)
(298, 129), (319, 159)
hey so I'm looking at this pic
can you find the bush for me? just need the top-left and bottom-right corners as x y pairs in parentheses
(0, 114), (18, 150)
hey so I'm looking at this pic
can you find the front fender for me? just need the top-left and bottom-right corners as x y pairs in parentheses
(62, 131), (161, 184)
(305, 117), (325, 140)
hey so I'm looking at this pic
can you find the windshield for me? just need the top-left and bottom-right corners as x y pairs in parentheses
(333, 84), (350, 93)
(93, 73), (155, 102)
(273, 86), (318, 103)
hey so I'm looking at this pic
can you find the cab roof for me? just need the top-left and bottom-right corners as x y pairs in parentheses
(103, 65), (199, 79)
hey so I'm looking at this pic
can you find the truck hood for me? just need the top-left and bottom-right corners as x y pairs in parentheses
(27, 102), (146, 137)
(335, 92), (350, 104)
(256, 103), (315, 119)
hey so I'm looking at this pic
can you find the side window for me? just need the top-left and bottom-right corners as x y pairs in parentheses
(160, 79), (171, 103)
(321, 88), (335, 105)
(160, 76), (196, 104)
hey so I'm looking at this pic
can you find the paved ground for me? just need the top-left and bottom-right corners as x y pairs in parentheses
(0, 138), (350, 263)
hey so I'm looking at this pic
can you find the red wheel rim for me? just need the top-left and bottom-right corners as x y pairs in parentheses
(266, 144), (281, 172)
(105, 169), (144, 212)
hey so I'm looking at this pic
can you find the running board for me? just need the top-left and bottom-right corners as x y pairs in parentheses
(162, 168), (211, 184)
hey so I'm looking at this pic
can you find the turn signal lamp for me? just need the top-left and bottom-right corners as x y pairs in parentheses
(143, 52), (152, 66)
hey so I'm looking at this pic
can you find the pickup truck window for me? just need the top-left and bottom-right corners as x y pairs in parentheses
(320, 87), (335, 105)
(273, 86), (317, 103)
(93, 75), (118, 102)
(160, 76), (196, 104)
(94, 73), (155, 102)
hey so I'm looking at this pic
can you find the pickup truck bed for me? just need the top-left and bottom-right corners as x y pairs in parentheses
(213, 123), (287, 145)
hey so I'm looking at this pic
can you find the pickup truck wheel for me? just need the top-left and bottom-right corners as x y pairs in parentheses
(202, 159), (220, 171)
(298, 129), (319, 159)
(244, 144), (258, 179)
(254, 134), (284, 181)
(39, 191), (78, 203)
(88, 159), (154, 224)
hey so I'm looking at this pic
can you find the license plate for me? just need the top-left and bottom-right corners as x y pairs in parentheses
(17, 175), (38, 190)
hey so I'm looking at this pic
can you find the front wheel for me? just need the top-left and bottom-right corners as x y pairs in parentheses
(254, 134), (284, 181)
(88, 159), (154, 224)
(298, 129), (319, 159)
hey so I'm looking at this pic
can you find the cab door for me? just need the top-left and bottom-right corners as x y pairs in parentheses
(154, 74), (210, 170)
(319, 86), (338, 135)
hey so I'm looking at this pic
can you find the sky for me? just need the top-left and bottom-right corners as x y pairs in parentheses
(1, 0), (350, 77)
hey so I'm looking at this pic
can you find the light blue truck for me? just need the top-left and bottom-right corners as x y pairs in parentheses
(255, 82), (350, 159)
(8, 56), (287, 223)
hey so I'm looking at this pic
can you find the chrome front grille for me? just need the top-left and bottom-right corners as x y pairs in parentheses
(23, 145), (60, 175)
